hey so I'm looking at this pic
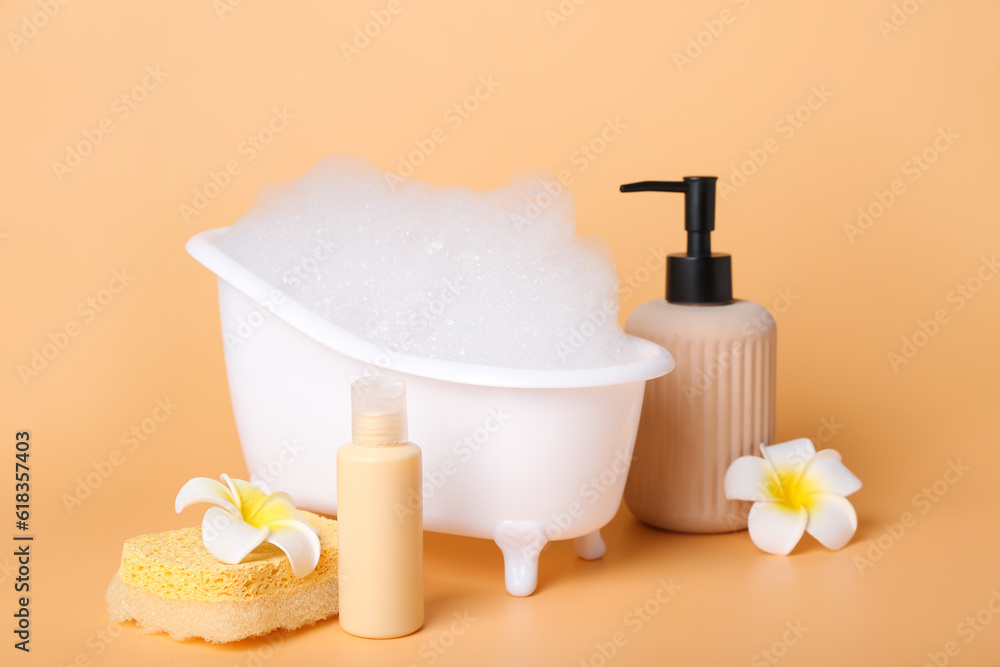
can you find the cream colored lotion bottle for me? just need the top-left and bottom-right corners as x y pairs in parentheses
(621, 177), (775, 533)
(337, 376), (423, 638)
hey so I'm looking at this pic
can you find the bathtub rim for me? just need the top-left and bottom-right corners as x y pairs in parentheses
(187, 226), (674, 389)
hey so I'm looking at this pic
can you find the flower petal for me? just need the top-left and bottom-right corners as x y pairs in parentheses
(221, 473), (245, 515)
(747, 501), (808, 555)
(804, 492), (858, 551)
(200, 506), (269, 564)
(247, 491), (317, 533)
(225, 475), (270, 519)
(725, 455), (778, 502)
(175, 477), (238, 515)
(801, 450), (862, 497)
(265, 519), (322, 577)
(760, 438), (816, 479)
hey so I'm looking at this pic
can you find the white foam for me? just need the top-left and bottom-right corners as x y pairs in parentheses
(218, 155), (637, 370)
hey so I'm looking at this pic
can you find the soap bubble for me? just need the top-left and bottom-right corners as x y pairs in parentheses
(218, 155), (634, 370)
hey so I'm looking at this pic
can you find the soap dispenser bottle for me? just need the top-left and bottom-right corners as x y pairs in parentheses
(621, 177), (775, 533)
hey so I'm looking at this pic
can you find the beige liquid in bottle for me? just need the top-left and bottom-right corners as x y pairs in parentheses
(625, 300), (775, 532)
(337, 377), (423, 638)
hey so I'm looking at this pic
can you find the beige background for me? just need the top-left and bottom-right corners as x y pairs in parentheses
(2, 0), (999, 665)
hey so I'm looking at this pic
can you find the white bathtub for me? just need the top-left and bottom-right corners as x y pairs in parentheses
(186, 227), (674, 596)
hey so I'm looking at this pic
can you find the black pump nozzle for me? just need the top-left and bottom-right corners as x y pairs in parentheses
(620, 176), (732, 305)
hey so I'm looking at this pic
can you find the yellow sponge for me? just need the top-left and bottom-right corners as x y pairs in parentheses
(106, 511), (338, 642)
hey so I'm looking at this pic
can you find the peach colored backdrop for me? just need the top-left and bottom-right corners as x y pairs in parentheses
(2, 1), (998, 665)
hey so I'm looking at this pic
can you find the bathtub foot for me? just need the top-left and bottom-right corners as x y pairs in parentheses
(573, 530), (606, 560)
(493, 521), (546, 597)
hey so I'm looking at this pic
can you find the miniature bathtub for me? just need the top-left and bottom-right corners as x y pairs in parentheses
(186, 227), (674, 596)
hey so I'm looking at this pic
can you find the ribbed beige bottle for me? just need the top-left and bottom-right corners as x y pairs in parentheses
(625, 300), (776, 533)
(337, 377), (423, 638)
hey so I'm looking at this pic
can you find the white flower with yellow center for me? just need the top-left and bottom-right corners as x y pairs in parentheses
(175, 474), (321, 577)
(724, 438), (862, 555)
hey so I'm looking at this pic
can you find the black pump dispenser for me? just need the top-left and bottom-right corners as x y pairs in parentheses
(620, 176), (732, 305)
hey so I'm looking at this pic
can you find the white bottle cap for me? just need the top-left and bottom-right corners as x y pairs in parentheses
(351, 376), (408, 445)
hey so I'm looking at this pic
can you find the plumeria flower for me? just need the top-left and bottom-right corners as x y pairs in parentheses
(724, 438), (862, 555)
(175, 474), (321, 577)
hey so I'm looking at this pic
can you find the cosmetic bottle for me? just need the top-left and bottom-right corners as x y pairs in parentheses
(337, 376), (423, 638)
(621, 177), (775, 533)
